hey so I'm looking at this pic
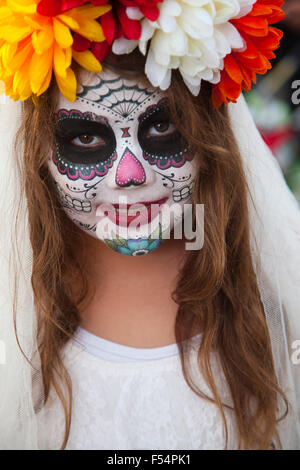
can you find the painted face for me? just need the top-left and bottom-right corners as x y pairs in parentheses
(49, 69), (196, 256)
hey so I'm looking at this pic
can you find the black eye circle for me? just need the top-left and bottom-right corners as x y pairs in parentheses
(55, 118), (116, 165)
(138, 106), (187, 157)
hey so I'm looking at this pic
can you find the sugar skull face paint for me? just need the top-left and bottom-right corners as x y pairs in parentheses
(48, 69), (197, 256)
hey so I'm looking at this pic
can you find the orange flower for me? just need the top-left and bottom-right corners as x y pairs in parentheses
(0, 0), (111, 101)
(212, 0), (285, 108)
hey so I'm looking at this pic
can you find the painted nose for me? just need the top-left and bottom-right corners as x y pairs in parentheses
(115, 147), (146, 187)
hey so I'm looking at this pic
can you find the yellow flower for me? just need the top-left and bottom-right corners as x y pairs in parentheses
(0, 0), (111, 101)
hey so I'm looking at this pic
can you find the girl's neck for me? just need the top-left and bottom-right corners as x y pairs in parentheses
(76, 235), (188, 348)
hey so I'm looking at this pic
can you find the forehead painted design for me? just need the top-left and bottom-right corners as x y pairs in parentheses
(75, 74), (159, 119)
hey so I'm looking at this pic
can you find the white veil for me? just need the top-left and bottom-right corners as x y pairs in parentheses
(0, 94), (299, 449)
(229, 96), (300, 448)
(0, 99), (40, 449)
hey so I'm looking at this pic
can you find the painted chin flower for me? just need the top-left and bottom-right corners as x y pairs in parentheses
(104, 223), (164, 256)
(0, 0), (111, 101)
(105, 236), (162, 256)
(117, 238), (162, 256)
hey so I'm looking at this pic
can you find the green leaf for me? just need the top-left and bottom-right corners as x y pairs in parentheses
(149, 223), (162, 243)
(115, 234), (128, 247)
(162, 225), (170, 240)
(104, 239), (117, 251)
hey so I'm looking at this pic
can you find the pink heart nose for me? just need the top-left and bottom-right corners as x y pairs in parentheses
(116, 148), (146, 187)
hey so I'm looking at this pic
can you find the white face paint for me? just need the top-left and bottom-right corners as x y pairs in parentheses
(48, 69), (196, 256)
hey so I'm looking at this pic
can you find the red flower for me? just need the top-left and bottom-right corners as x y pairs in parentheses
(119, 0), (163, 21)
(72, 1), (163, 63)
(212, 0), (285, 108)
(37, 0), (109, 16)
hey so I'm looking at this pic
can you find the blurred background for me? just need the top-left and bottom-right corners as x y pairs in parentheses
(245, 0), (300, 202)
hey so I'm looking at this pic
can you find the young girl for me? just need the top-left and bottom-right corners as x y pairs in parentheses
(0, 0), (299, 450)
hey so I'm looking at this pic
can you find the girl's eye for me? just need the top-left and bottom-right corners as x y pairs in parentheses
(138, 107), (187, 158)
(71, 134), (106, 148)
(146, 121), (175, 137)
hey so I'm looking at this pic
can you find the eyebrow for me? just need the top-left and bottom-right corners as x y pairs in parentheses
(55, 108), (109, 125)
(138, 99), (169, 122)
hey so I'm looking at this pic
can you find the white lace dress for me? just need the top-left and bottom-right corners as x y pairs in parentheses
(37, 327), (239, 450)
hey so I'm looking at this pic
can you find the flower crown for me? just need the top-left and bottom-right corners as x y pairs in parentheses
(0, 0), (284, 107)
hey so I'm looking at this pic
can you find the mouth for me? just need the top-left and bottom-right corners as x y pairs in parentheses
(96, 197), (168, 227)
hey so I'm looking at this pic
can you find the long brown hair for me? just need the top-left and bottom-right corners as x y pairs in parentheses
(15, 50), (287, 449)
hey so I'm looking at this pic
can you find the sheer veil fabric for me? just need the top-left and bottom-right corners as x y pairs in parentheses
(229, 96), (300, 448)
(0, 94), (299, 449)
(0, 99), (39, 449)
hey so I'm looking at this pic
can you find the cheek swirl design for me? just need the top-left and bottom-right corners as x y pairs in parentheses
(66, 178), (105, 200)
(143, 151), (193, 170)
(154, 171), (192, 189)
(52, 149), (117, 181)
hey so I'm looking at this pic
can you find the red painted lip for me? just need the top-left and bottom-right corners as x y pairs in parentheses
(111, 197), (168, 210)
(97, 197), (168, 227)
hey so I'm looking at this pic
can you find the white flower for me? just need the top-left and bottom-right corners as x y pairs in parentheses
(112, 0), (256, 95)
